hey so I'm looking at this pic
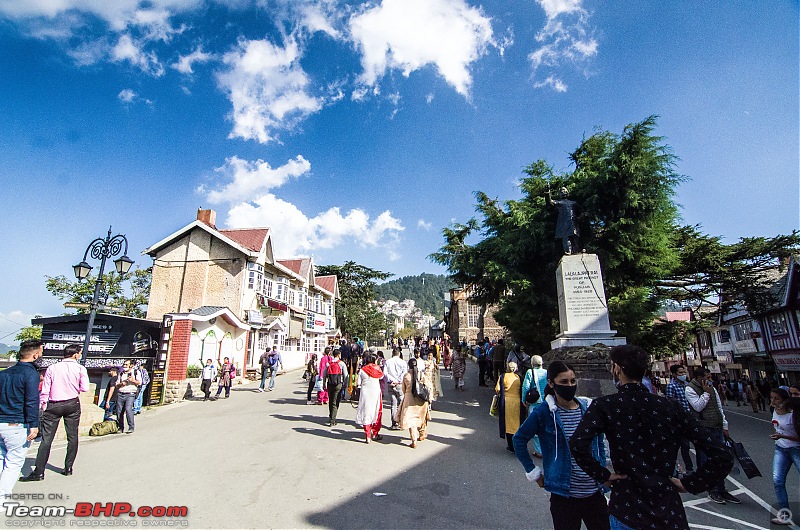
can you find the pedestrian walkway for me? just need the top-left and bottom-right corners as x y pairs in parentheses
(6, 356), (793, 529)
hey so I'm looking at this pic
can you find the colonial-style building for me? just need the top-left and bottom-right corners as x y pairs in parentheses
(143, 209), (338, 401)
(445, 287), (506, 345)
(757, 255), (800, 383)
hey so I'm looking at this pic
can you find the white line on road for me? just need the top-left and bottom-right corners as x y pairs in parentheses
(724, 408), (773, 424)
(726, 475), (800, 530)
(689, 524), (736, 530)
(687, 505), (769, 530)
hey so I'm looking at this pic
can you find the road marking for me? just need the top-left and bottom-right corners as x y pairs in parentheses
(685, 448), (800, 529)
(686, 505), (769, 530)
(689, 524), (736, 530)
(726, 475), (800, 530)
(724, 409), (773, 424)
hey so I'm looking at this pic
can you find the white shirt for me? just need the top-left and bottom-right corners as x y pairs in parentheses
(384, 356), (407, 384)
(773, 410), (800, 448)
(685, 383), (728, 430)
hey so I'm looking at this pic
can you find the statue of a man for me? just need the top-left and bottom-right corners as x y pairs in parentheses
(545, 186), (580, 255)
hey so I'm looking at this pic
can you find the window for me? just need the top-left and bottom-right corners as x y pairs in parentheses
(698, 332), (710, 348)
(315, 295), (322, 313)
(275, 277), (288, 302)
(327, 302), (333, 316)
(289, 289), (296, 307)
(467, 303), (481, 328)
(717, 329), (730, 343)
(769, 313), (789, 336)
(733, 321), (752, 341)
(258, 332), (270, 350)
(247, 263), (263, 290)
(262, 277), (273, 298)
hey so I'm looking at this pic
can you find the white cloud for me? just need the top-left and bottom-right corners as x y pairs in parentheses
(417, 219), (432, 230)
(111, 34), (165, 76)
(529, 0), (598, 91)
(118, 88), (137, 102)
(349, 0), (495, 97)
(225, 195), (404, 255)
(203, 155), (311, 204)
(296, 1), (342, 39)
(0, 0), (200, 32)
(533, 75), (567, 92)
(537, 0), (584, 19)
(217, 37), (323, 144)
(172, 46), (213, 74)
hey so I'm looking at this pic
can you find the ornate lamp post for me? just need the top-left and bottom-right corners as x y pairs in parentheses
(73, 227), (134, 364)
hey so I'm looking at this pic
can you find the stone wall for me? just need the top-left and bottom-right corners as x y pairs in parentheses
(163, 379), (192, 404)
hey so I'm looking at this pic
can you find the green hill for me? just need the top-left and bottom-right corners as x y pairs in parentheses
(375, 273), (456, 317)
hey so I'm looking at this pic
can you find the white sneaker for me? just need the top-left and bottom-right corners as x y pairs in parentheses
(257, 388), (264, 393)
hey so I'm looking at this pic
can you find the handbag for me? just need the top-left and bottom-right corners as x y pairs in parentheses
(489, 394), (500, 417)
(413, 380), (431, 402)
(726, 436), (761, 479)
(524, 386), (540, 405)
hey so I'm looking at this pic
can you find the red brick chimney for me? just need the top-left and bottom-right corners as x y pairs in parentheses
(197, 208), (216, 228)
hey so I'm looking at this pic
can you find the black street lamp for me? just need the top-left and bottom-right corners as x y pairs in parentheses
(72, 227), (134, 364)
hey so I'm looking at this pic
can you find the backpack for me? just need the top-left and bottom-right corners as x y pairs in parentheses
(268, 354), (279, 368)
(326, 360), (344, 386)
(260, 354), (270, 369)
(89, 420), (119, 437)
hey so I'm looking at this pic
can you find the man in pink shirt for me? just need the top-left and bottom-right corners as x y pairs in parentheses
(21, 344), (89, 481)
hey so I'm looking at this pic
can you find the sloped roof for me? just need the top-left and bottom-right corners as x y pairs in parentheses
(315, 275), (338, 297)
(277, 258), (309, 277)
(189, 306), (228, 317)
(143, 220), (259, 259)
(218, 228), (269, 253)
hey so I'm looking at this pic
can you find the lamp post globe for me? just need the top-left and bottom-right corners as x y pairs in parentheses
(114, 255), (134, 275)
(73, 261), (92, 281)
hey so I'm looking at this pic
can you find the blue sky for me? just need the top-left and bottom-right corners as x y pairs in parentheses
(0, 0), (797, 342)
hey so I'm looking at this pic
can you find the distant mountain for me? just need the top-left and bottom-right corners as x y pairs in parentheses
(375, 273), (456, 317)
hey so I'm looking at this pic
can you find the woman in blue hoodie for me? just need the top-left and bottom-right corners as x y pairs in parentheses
(513, 361), (609, 530)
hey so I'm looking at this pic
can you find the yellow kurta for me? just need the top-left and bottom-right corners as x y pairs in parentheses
(496, 372), (522, 434)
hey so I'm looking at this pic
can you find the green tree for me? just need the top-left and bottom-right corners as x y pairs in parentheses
(431, 116), (799, 355)
(15, 324), (42, 342)
(315, 261), (392, 339)
(45, 267), (152, 319)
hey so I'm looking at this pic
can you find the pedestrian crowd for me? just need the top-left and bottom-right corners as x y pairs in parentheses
(298, 337), (446, 447)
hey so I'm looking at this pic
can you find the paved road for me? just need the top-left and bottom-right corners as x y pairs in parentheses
(5, 354), (798, 529)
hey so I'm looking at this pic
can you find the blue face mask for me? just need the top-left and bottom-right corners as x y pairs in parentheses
(677, 375), (688, 382)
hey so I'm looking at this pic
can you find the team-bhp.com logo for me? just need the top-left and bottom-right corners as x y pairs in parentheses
(3, 502), (188, 525)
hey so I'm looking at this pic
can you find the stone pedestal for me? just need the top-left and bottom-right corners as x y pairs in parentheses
(543, 345), (617, 398)
(551, 253), (626, 349)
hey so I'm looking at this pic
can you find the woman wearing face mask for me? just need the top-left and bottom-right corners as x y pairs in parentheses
(769, 388), (800, 526)
(512, 361), (609, 530)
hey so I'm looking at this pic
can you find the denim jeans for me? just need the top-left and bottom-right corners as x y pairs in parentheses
(133, 391), (143, 414)
(259, 369), (269, 390)
(116, 393), (136, 433)
(268, 368), (278, 390)
(0, 424), (31, 497)
(773, 445), (800, 509)
(388, 384), (402, 425)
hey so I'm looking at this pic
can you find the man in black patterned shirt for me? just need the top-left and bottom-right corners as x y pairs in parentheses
(569, 345), (733, 530)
